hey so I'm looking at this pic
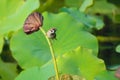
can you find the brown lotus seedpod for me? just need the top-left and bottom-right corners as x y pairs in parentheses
(23, 12), (43, 34)
(60, 74), (73, 80)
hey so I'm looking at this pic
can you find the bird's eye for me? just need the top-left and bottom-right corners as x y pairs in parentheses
(50, 30), (54, 33)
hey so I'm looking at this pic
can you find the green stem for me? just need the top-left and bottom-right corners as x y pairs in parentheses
(97, 36), (120, 42)
(40, 27), (59, 80)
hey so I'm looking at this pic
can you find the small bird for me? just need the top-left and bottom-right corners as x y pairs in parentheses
(46, 28), (57, 39)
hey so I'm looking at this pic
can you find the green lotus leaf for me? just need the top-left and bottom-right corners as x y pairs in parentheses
(10, 12), (98, 69)
(95, 71), (117, 80)
(0, 36), (4, 53)
(0, 58), (17, 80)
(79, 0), (93, 12)
(65, 0), (83, 8)
(87, 0), (117, 14)
(116, 45), (120, 53)
(57, 47), (105, 80)
(15, 61), (55, 80)
(0, 0), (39, 35)
(60, 8), (104, 30)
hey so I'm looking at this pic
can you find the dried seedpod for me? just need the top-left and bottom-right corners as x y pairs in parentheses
(46, 28), (57, 39)
(60, 74), (73, 80)
(48, 74), (73, 80)
(23, 12), (43, 34)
